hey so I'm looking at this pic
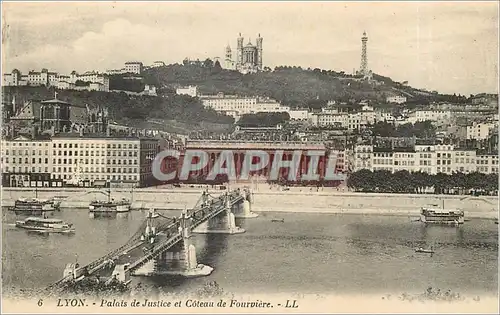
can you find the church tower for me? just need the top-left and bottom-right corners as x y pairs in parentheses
(224, 44), (234, 70)
(256, 33), (263, 70)
(237, 33), (244, 66)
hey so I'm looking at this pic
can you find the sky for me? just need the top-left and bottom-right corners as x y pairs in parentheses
(1, 1), (499, 95)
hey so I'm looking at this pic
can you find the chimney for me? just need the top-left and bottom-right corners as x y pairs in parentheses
(79, 126), (84, 137)
(106, 126), (111, 137)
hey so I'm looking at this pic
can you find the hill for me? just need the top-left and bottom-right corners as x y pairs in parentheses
(2, 86), (234, 134)
(144, 63), (469, 107)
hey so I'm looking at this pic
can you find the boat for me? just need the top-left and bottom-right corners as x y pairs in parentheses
(8, 184), (61, 215)
(420, 200), (464, 225)
(415, 247), (435, 254)
(495, 220), (499, 225)
(89, 198), (131, 213)
(271, 218), (285, 223)
(15, 217), (75, 233)
(89, 186), (131, 216)
(8, 198), (58, 215)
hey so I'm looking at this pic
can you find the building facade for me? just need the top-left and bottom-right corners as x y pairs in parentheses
(159, 140), (347, 185)
(199, 93), (289, 117)
(176, 86), (198, 98)
(386, 95), (407, 104)
(224, 33), (263, 74)
(353, 143), (498, 175)
(1, 135), (160, 188)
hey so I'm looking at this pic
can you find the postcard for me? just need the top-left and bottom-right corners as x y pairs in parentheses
(1, 1), (498, 314)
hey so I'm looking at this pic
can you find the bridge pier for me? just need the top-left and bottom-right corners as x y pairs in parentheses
(192, 193), (245, 234)
(109, 264), (132, 285)
(132, 210), (213, 278)
(233, 189), (258, 218)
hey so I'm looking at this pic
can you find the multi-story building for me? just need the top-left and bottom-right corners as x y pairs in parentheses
(406, 110), (452, 125)
(1, 134), (160, 188)
(176, 86), (198, 98)
(124, 61), (143, 74)
(435, 144), (454, 174)
(466, 122), (495, 140)
(386, 95), (407, 104)
(160, 140), (347, 185)
(354, 144), (373, 171)
(316, 113), (348, 128)
(199, 93), (289, 116)
(0, 135), (52, 187)
(353, 143), (498, 175)
(476, 154), (499, 174)
(3, 68), (110, 91)
(151, 61), (166, 68)
(288, 109), (310, 121)
(452, 148), (477, 174)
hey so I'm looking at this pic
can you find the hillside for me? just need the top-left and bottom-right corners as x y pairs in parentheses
(2, 86), (234, 134)
(144, 63), (466, 107)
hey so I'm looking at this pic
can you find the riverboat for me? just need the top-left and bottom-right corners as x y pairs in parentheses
(15, 217), (75, 233)
(420, 206), (465, 225)
(89, 198), (131, 213)
(89, 186), (131, 215)
(9, 198), (59, 215)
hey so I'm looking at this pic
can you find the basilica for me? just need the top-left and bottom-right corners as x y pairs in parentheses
(224, 33), (263, 74)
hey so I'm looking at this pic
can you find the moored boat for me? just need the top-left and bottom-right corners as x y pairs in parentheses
(15, 217), (75, 233)
(420, 206), (465, 225)
(9, 198), (58, 215)
(89, 198), (131, 213)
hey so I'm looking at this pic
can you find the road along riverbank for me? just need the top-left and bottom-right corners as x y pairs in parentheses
(2, 187), (497, 219)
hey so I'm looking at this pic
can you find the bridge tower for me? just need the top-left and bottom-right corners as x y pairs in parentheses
(192, 191), (246, 234)
(133, 208), (214, 277)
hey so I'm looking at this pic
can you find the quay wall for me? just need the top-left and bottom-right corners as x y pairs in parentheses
(2, 187), (498, 219)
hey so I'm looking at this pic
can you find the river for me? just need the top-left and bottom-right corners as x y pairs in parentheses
(2, 208), (498, 297)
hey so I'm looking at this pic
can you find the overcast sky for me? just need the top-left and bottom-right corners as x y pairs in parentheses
(2, 1), (498, 95)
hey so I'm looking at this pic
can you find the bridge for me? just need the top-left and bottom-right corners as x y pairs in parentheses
(46, 188), (258, 292)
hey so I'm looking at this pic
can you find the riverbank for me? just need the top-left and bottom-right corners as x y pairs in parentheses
(2, 187), (498, 219)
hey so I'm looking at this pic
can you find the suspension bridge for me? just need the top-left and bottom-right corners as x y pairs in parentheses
(46, 188), (257, 292)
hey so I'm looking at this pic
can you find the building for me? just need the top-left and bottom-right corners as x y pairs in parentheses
(1, 134), (160, 188)
(151, 61), (166, 68)
(224, 33), (263, 74)
(176, 86), (198, 98)
(466, 122), (495, 140)
(386, 95), (407, 104)
(199, 93), (289, 117)
(0, 135), (52, 188)
(159, 140), (347, 185)
(406, 109), (452, 125)
(476, 154), (499, 174)
(288, 109), (310, 121)
(124, 62), (143, 74)
(353, 143), (498, 175)
(315, 113), (348, 129)
(3, 68), (110, 92)
(3, 68), (57, 87)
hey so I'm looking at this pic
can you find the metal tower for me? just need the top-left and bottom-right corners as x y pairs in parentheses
(360, 31), (368, 75)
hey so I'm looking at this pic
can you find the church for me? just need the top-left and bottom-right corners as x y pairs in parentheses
(224, 33), (263, 74)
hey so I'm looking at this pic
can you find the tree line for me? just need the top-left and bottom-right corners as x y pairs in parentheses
(370, 121), (437, 138)
(347, 169), (498, 194)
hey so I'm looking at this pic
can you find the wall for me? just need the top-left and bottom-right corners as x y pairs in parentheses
(2, 187), (497, 219)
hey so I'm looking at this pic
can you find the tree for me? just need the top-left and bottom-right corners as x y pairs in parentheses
(203, 58), (214, 68)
